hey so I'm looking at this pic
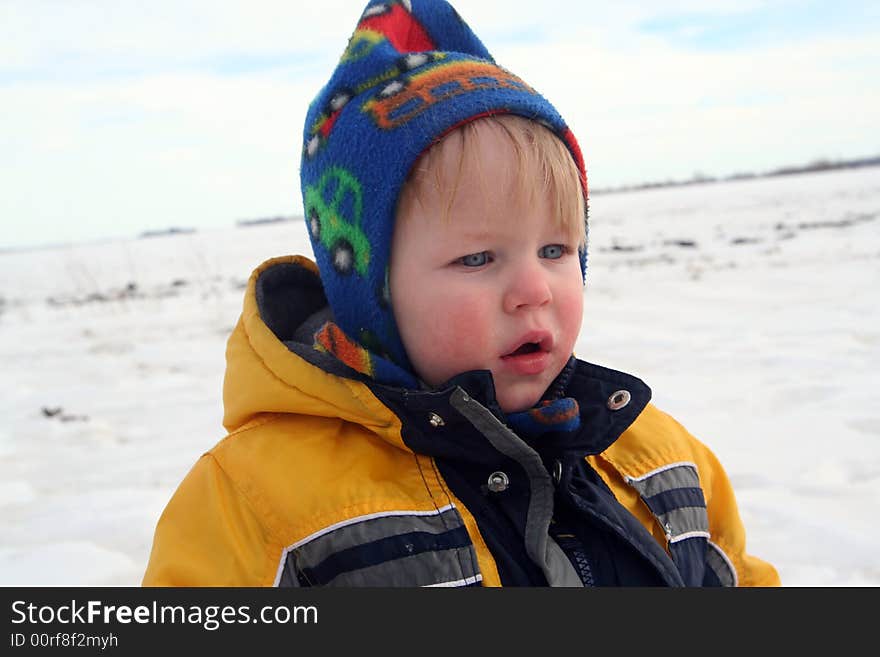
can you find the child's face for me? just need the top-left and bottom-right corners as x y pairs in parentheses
(390, 121), (584, 413)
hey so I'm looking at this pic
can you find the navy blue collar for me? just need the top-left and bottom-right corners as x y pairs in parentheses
(369, 359), (651, 462)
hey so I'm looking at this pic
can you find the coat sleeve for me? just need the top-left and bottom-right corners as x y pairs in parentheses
(142, 453), (280, 586)
(697, 440), (781, 587)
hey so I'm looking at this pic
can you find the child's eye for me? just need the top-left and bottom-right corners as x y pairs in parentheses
(539, 244), (566, 259)
(458, 251), (490, 267)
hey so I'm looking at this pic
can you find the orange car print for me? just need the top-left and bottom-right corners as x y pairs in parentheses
(363, 60), (535, 130)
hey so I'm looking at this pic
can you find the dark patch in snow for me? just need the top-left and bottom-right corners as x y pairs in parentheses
(41, 406), (89, 422)
(663, 239), (698, 248)
(600, 243), (644, 253)
(776, 212), (877, 233)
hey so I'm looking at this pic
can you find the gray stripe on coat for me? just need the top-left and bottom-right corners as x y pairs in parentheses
(291, 506), (465, 570)
(706, 541), (737, 587)
(659, 506), (710, 540)
(323, 547), (482, 587)
(626, 463), (700, 499)
(625, 463), (709, 539)
(280, 505), (482, 587)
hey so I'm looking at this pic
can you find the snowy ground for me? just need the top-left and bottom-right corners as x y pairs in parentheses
(1, 167), (878, 586)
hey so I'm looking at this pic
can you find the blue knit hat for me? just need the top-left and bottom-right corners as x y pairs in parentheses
(300, 0), (588, 380)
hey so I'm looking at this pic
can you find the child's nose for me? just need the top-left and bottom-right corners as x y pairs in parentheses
(503, 261), (552, 313)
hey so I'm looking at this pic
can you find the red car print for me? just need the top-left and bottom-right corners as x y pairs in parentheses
(358, 1), (435, 52)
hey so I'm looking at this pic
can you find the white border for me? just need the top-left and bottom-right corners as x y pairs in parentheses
(624, 461), (698, 483)
(423, 574), (483, 588)
(668, 530), (711, 543)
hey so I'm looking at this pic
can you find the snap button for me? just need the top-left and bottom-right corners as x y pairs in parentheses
(552, 460), (563, 484)
(607, 390), (631, 411)
(428, 412), (445, 427)
(487, 471), (509, 493)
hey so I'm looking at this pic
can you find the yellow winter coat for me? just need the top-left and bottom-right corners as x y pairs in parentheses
(143, 256), (779, 587)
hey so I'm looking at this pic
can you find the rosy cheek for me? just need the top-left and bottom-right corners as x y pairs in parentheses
(427, 302), (476, 352)
(557, 286), (584, 347)
(420, 295), (489, 379)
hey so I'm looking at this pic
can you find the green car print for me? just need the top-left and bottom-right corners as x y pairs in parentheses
(305, 167), (371, 277)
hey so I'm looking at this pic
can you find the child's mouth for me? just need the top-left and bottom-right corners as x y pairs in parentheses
(502, 331), (552, 358)
(500, 332), (553, 376)
(508, 342), (541, 356)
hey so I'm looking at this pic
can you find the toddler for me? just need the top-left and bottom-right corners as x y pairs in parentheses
(143, 0), (778, 587)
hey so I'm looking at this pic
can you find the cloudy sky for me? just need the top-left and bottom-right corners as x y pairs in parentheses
(2, 0), (879, 249)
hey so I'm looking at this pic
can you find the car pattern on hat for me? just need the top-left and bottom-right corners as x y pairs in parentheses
(304, 166), (371, 277)
(304, 0), (438, 159)
(358, 1), (435, 53)
(305, 52), (446, 159)
(364, 59), (535, 130)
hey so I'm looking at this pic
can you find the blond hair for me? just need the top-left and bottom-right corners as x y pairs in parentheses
(396, 113), (587, 247)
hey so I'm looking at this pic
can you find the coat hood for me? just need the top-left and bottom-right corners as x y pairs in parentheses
(222, 255), (405, 447)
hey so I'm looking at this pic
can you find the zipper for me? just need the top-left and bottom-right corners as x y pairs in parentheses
(550, 522), (595, 586)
